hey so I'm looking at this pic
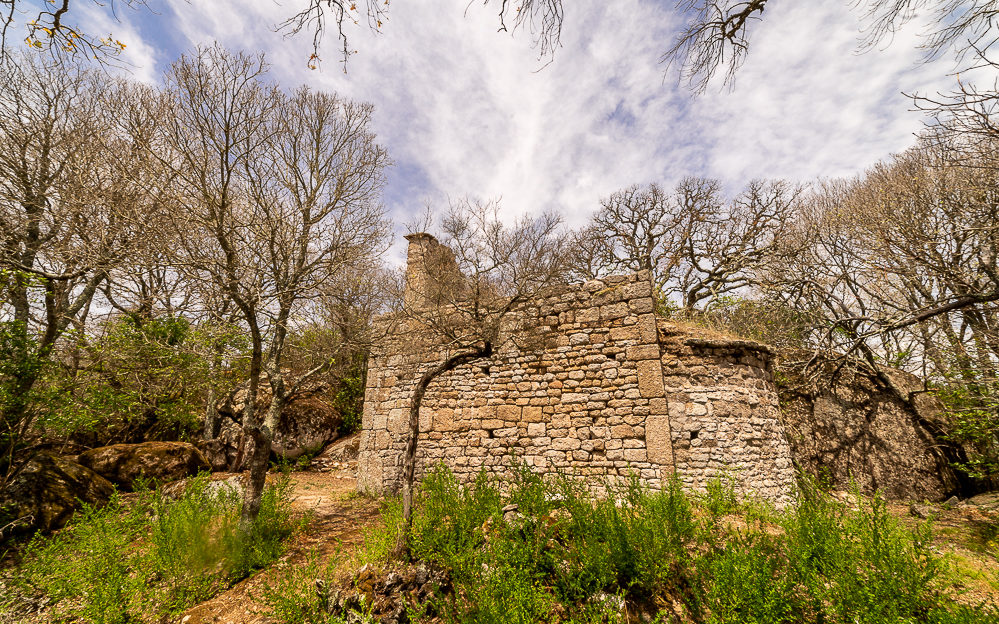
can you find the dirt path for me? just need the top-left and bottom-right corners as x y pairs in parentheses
(180, 472), (384, 624)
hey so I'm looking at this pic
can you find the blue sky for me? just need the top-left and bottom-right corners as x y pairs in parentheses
(20, 1), (977, 252)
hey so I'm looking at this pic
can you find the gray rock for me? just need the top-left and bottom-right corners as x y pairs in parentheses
(77, 441), (210, 490)
(1, 453), (114, 535)
(966, 491), (999, 512)
(909, 502), (937, 520)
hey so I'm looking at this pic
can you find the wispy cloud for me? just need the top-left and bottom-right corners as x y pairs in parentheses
(73, 0), (978, 233)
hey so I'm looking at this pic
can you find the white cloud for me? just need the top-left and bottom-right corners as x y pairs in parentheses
(100, 0), (992, 231)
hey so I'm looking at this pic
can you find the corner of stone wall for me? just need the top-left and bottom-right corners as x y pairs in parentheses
(655, 318), (796, 506)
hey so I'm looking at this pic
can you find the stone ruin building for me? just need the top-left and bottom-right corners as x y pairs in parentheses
(357, 234), (961, 505)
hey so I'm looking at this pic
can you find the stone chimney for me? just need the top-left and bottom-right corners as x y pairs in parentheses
(403, 233), (462, 310)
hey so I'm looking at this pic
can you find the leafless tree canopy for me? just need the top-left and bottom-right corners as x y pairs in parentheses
(666, 0), (999, 91)
(0, 44), (392, 521)
(0, 0), (149, 63)
(577, 178), (801, 311)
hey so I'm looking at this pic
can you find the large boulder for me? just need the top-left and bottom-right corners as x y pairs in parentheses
(220, 386), (344, 461)
(271, 395), (342, 460)
(777, 356), (961, 501)
(192, 438), (231, 472)
(76, 441), (210, 490)
(1, 453), (114, 535)
(310, 433), (360, 472)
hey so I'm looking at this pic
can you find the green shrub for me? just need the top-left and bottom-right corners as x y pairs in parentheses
(13, 473), (299, 621)
(366, 465), (999, 624)
(263, 549), (346, 624)
(17, 491), (147, 624)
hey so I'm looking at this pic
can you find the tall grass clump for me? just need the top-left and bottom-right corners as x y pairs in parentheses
(11, 473), (300, 623)
(359, 465), (999, 624)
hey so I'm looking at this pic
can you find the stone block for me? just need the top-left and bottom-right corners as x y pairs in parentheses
(522, 406), (544, 422)
(622, 280), (652, 299)
(601, 302), (628, 320)
(609, 325), (641, 342)
(629, 297), (654, 314)
(527, 422), (546, 436)
(389, 408), (408, 433)
(498, 405), (522, 422)
(552, 437), (581, 451)
(419, 407), (432, 433)
(647, 415), (673, 466)
(637, 360), (665, 398)
(576, 307), (599, 323)
(626, 344), (661, 361)
(611, 424), (635, 438)
(637, 314), (658, 344)
(649, 398), (669, 415)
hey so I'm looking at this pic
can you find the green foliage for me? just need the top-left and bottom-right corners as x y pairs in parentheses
(49, 316), (248, 445)
(701, 473), (738, 518)
(0, 320), (50, 483)
(932, 379), (999, 480)
(333, 367), (367, 437)
(356, 466), (999, 624)
(12, 473), (299, 622)
(262, 549), (349, 624)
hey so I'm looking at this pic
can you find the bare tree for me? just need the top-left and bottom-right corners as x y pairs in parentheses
(0, 0), (147, 63)
(579, 178), (800, 311)
(151, 44), (390, 528)
(241, 85), (389, 523)
(393, 200), (569, 556)
(758, 134), (999, 476)
(150, 46), (278, 529)
(666, 0), (999, 91)
(0, 53), (158, 490)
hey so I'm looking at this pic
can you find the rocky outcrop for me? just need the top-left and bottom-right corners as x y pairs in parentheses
(77, 441), (210, 490)
(776, 357), (960, 501)
(318, 563), (450, 624)
(271, 395), (342, 460)
(1, 453), (114, 535)
(310, 433), (360, 472)
(192, 438), (231, 472)
(216, 387), (344, 464)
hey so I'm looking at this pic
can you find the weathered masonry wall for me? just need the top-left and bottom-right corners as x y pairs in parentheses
(358, 271), (674, 496)
(658, 323), (795, 501)
(358, 239), (796, 504)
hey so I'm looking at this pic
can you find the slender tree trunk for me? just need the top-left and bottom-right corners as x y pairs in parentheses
(202, 344), (225, 440)
(203, 385), (219, 440)
(241, 368), (287, 532)
(238, 322), (264, 532)
(393, 343), (491, 559)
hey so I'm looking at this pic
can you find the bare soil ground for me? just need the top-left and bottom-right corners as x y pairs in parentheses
(179, 472), (384, 624)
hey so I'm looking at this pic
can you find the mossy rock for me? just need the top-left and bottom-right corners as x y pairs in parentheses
(77, 441), (210, 491)
(1, 453), (114, 536)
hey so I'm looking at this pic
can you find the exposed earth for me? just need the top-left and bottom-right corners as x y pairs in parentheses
(179, 471), (384, 624)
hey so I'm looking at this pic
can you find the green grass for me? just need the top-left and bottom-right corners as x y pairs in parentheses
(274, 466), (998, 624)
(5, 473), (301, 623)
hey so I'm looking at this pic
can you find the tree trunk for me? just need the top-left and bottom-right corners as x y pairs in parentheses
(237, 323), (264, 532)
(203, 385), (220, 440)
(240, 367), (287, 532)
(392, 343), (492, 559)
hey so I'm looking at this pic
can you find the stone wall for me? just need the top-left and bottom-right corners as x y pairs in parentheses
(357, 235), (796, 504)
(659, 322), (795, 502)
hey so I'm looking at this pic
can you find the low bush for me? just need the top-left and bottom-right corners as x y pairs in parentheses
(338, 466), (999, 624)
(9, 473), (300, 623)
